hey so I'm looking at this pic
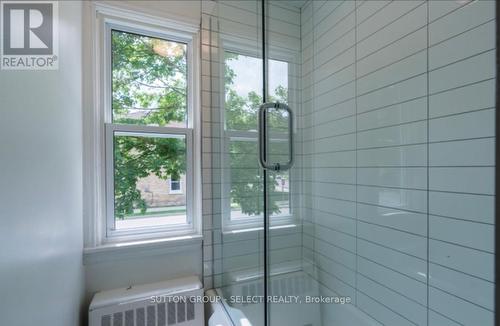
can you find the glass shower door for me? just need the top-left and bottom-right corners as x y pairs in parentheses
(215, 0), (497, 325)
(212, 1), (266, 326)
(214, 1), (319, 324)
(260, 1), (314, 325)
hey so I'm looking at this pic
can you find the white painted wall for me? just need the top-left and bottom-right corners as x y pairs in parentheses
(115, 0), (201, 24)
(0, 2), (204, 325)
(84, 246), (202, 301)
(0, 2), (84, 325)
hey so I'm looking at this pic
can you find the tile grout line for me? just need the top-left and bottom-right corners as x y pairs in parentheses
(309, 0), (317, 292)
(426, 1), (430, 325)
(354, 0), (359, 308)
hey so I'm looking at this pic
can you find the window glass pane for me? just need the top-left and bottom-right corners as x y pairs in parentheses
(228, 136), (290, 221)
(169, 177), (182, 194)
(111, 30), (187, 127)
(266, 109), (291, 165)
(224, 51), (290, 222)
(170, 179), (181, 191)
(224, 52), (262, 131)
(224, 51), (288, 131)
(113, 132), (187, 230)
(270, 171), (290, 217)
(268, 59), (288, 104)
(228, 137), (262, 220)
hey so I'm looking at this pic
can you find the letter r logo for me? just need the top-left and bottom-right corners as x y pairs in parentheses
(3, 3), (53, 55)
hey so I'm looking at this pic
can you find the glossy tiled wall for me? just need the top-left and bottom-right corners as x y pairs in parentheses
(201, 0), (304, 291)
(300, 1), (495, 325)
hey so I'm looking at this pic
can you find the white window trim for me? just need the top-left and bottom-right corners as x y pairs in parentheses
(218, 40), (299, 232)
(83, 2), (201, 248)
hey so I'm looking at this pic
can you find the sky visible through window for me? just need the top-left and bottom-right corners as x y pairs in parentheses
(225, 54), (288, 99)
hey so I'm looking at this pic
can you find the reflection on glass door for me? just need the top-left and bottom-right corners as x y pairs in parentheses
(214, 2), (266, 325)
(214, 1), (303, 325)
(263, 1), (315, 326)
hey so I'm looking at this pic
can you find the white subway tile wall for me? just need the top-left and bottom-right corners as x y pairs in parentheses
(201, 1), (219, 290)
(203, 0), (495, 325)
(301, 0), (495, 325)
(202, 0), (304, 293)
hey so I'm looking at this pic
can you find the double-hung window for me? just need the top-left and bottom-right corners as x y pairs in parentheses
(92, 9), (200, 243)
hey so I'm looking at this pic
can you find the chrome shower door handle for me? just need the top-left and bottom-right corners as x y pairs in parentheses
(258, 102), (294, 171)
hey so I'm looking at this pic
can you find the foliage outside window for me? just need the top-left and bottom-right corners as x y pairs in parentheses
(224, 51), (291, 221)
(107, 29), (193, 234)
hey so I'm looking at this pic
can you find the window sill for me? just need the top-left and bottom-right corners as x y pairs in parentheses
(83, 234), (203, 265)
(221, 222), (299, 236)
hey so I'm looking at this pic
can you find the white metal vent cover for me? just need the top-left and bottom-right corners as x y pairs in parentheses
(89, 276), (204, 326)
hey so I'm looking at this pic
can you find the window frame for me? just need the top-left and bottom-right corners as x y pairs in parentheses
(84, 4), (201, 246)
(105, 124), (194, 238)
(169, 176), (183, 195)
(219, 42), (298, 232)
